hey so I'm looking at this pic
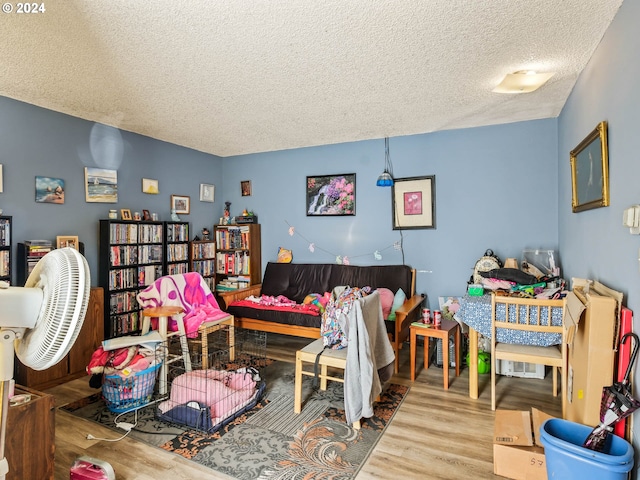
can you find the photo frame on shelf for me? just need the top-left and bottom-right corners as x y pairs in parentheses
(392, 175), (436, 230)
(171, 195), (190, 214)
(56, 235), (79, 250)
(35, 176), (65, 204)
(306, 173), (355, 216)
(142, 209), (151, 221)
(142, 178), (159, 194)
(120, 209), (132, 220)
(570, 121), (609, 213)
(241, 180), (251, 197)
(85, 167), (117, 203)
(200, 183), (215, 202)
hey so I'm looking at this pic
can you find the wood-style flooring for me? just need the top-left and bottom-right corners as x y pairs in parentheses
(45, 333), (562, 479)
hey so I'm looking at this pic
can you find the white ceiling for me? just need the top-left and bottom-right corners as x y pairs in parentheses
(1, 0), (624, 157)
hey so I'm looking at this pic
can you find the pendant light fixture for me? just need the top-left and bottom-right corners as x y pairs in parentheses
(376, 137), (394, 187)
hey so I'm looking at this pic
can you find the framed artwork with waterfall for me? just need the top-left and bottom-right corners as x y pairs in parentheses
(306, 173), (356, 216)
(392, 175), (436, 229)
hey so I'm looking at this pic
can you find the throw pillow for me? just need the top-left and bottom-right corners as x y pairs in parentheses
(377, 287), (395, 319)
(387, 288), (406, 321)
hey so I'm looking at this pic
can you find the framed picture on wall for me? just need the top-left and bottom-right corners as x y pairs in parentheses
(306, 173), (356, 216)
(171, 195), (190, 214)
(142, 178), (159, 194)
(200, 183), (215, 202)
(35, 176), (65, 204)
(570, 121), (609, 213)
(392, 175), (436, 229)
(85, 167), (118, 203)
(241, 180), (251, 197)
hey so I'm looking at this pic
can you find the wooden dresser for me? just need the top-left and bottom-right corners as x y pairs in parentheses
(14, 286), (104, 390)
(6, 385), (55, 480)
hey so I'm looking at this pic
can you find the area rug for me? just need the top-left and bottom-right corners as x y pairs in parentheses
(63, 361), (409, 479)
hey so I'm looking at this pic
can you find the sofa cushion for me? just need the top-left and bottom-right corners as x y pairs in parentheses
(387, 288), (407, 321)
(377, 287), (395, 318)
(260, 262), (332, 304)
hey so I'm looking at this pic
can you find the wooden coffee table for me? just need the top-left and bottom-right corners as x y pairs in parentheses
(410, 318), (460, 389)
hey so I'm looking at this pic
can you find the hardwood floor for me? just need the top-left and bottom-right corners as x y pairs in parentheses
(44, 333), (562, 479)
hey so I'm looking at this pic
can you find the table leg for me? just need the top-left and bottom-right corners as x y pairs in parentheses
(443, 333), (449, 390)
(410, 328), (417, 381)
(469, 326), (478, 399)
(454, 325), (460, 378)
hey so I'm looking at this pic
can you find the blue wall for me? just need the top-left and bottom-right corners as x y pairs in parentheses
(558, 0), (640, 458)
(0, 96), (225, 282)
(223, 119), (559, 304)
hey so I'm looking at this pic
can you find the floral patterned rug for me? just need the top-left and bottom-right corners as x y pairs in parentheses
(62, 361), (409, 479)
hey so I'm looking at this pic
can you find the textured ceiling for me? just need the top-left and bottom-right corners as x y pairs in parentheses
(1, 0), (624, 157)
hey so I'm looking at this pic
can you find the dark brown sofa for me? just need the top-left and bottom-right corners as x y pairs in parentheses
(217, 262), (425, 373)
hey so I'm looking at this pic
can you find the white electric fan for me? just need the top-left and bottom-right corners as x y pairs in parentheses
(0, 247), (91, 479)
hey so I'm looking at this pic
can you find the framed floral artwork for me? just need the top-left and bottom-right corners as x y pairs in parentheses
(392, 175), (436, 229)
(306, 173), (355, 216)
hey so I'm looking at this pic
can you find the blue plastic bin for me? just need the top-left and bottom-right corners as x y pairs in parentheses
(540, 418), (634, 479)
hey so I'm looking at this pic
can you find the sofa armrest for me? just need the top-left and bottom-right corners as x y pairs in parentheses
(217, 284), (262, 309)
(395, 294), (425, 319)
(393, 294), (425, 337)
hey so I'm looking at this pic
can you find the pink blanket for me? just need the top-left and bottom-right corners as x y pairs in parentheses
(137, 272), (230, 337)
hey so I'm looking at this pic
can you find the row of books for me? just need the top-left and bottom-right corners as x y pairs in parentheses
(216, 251), (250, 275)
(216, 226), (251, 250)
(110, 311), (141, 337)
(0, 251), (8, 277)
(166, 223), (189, 242)
(216, 275), (250, 291)
(0, 219), (10, 247)
(166, 244), (189, 261)
(109, 291), (139, 315)
(191, 259), (215, 277)
(166, 263), (189, 275)
(192, 242), (216, 259)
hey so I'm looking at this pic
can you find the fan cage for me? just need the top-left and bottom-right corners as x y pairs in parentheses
(17, 248), (91, 370)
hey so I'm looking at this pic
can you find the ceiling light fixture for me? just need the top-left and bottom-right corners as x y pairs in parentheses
(376, 137), (394, 187)
(492, 70), (555, 94)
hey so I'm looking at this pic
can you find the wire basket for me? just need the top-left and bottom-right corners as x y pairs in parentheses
(102, 362), (161, 413)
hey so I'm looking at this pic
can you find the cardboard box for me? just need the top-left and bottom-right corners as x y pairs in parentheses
(493, 408), (554, 480)
(565, 283), (619, 426)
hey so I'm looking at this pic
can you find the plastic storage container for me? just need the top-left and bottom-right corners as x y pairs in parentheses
(540, 418), (634, 479)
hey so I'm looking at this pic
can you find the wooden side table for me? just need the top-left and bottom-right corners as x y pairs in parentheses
(410, 319), (460, 389)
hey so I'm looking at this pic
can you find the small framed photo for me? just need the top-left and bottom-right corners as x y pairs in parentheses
(120, 209), (132, 220)
(171, 195), (190, 214)
(200, 183), (215, 202)
(142, 178), (159, 194)
(241, 180), (252, 197)
(142, 209), (151, 221)
(57, 235), (79, 250)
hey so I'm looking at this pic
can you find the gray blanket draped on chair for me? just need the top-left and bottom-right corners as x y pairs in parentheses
(343, 290), (396, 425)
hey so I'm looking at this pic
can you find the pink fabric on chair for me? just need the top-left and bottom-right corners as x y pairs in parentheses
(137, 272), (230, 337)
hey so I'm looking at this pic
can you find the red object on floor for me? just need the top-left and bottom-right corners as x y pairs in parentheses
(70, 457), (116, 480)
(614, 307), (633, 438)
